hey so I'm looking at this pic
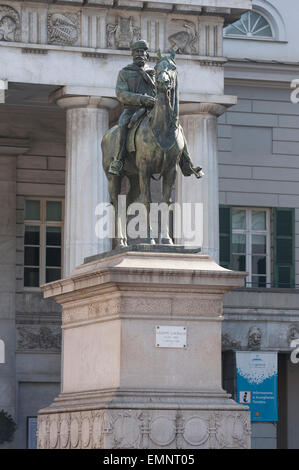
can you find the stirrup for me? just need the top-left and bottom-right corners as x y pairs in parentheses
(108, 160), (124, 176)
(191, 166), (204, 179)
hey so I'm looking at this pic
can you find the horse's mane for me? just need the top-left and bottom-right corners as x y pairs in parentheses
(154, 52), (178, 124)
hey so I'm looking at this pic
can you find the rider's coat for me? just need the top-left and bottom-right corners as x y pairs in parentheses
(116, 63), (156, 125)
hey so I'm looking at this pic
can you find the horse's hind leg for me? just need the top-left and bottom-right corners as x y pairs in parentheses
(127, 174), (140, 208)
(139, 165), (155, 245)
(160, 165), (177, 244)
(108, 175), (127, 247)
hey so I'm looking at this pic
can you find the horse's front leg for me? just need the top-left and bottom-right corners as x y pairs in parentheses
(108, 176), (127, 247)
(160, 165), (177, 244)
(139, 167), (155, 245)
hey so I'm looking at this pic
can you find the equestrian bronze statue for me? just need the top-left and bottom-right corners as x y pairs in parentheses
(102, 40), (203, 246)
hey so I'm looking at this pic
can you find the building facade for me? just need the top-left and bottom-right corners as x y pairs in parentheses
(220, 0), (299, 449)
(0, 0), (298, 449)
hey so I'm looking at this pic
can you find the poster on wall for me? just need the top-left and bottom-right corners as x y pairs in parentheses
(27, 417), (37, 449)
(236, 351), (278, 422)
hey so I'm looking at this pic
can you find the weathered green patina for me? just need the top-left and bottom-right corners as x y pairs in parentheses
(101, 41), (203, 246)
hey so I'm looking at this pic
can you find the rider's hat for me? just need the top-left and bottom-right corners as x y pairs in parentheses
(131, 40), (149, 51)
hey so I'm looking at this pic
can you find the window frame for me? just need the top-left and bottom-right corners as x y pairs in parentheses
(231, 207), (271, 288)
(224, 10), (274, 41)
(24, 197), (64, 290)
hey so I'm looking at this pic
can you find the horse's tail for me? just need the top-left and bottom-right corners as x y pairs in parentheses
(101, 125), (120, 174)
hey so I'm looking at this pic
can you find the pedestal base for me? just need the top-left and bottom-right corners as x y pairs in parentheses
(38, 403), (250, 449)
(38, 247), (251, 449)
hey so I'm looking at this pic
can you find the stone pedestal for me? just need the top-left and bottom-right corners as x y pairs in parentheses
(37, 247), (250, 449)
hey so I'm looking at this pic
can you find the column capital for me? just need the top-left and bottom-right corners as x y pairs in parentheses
(49, 86), (118, 111)
(179, 93), (237, 117)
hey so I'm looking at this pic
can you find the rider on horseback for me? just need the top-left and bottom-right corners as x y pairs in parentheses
(108, 39), (202, 179)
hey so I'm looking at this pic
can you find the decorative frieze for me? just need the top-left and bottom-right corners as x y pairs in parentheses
(22, 47), (48, 54)
(37, 408), (251, 449)
(0, 3), (225, 58)
(0, 5), (21, 42)
(17, 325), (61, 351)
(107, 16), (141, 49)
(48, 12), (80, 46)
(168, 19), (198, 55)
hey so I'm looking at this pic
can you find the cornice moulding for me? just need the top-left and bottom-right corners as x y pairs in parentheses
(0, 137), (30, 155)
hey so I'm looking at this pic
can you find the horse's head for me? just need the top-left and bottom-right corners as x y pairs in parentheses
(154, 51), (177, 94)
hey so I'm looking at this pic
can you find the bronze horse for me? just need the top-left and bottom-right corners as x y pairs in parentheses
(102, 52), (201, 246)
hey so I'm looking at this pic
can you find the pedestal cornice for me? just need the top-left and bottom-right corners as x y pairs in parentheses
(41, 249), (247, 304)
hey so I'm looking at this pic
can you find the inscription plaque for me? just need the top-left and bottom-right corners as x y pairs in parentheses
(155, 326), (187, 349)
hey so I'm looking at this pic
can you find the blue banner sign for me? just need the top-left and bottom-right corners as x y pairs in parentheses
(236, 351), (278, 422)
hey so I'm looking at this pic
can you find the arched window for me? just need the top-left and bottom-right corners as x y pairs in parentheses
(224, 10), (273, 39)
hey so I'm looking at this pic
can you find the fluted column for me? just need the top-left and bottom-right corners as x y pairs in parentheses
(176, 103), (227, 262)
(52, 93), (118, 276)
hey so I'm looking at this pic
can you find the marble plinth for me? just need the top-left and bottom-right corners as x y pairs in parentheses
(37, 248), (251, 449)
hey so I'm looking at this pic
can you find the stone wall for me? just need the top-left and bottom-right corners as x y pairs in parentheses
(218, 84), (299, 287)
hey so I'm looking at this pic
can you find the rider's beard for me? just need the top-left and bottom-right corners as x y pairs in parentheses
(134, 56), (146, 67)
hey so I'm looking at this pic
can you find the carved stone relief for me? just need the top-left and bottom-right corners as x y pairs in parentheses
(248, 326), (262, 350)
(17, 326), (61, 351)
(37, 408), (251, 449)
(107, 16), (141, 50)
(0, 5), (20, 42)
(168, 19), (198, 55)
(287, 324), (299, 346)
(48, 13), (79, 46)
(222, 333), (241, 350)
(0, 5), (223, 59)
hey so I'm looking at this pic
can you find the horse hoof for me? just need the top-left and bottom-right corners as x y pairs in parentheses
(160, 238), (173, 245)
(116, 239), (127, 248)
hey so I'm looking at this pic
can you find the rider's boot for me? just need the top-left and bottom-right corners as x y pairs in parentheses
(179, 149), (204, 179)
(109, 159), (124, 176)
(108, 126), (127, 176)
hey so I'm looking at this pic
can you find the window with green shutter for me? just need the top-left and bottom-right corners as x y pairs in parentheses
(219, 206), (271, 287)
(219, 206), (232, 269)
(273, 208), (295, 288)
